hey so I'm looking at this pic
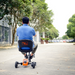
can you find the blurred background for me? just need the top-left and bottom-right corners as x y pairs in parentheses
(0, 0), (75, 46)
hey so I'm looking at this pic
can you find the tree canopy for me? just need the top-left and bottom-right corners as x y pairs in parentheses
(30, 0), (53, 32)
(45, 25), (59, 39)
(0, 0), (34, 45)
(0, 0), (58, 45)
(0, 0), (34, 20)
(62, 35), (69, 39)
(66, 14), (75, 39)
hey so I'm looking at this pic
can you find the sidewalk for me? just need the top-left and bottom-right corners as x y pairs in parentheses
(0, 42), (74, 50)
(0, 44), (17, 49)
(0, 42), (40, 50)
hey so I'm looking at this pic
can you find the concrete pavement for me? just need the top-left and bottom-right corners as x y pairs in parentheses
(0, 43), (75, 75)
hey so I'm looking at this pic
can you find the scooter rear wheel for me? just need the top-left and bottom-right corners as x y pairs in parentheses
(31, 62), (36, 69)
(15, 61), (18, 68)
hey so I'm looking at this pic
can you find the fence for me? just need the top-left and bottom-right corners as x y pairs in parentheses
(0, 25), (12, 44)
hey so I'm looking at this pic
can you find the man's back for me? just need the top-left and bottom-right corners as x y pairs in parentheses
(17, 24), (35, 41)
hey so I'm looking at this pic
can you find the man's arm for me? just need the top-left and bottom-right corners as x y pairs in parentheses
(32, 28), (36, 37)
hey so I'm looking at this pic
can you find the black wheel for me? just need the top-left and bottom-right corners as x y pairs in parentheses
(15, 61), (18, 68)
(34, 62), (36, 66)
(31, 62), (36, 69)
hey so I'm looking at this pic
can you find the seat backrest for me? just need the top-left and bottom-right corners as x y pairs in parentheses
(18, 40), (33, 52)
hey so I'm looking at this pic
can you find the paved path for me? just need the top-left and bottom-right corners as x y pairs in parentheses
(0, 43), (75, 75)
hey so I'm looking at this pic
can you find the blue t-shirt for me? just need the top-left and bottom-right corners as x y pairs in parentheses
(16, 24), (36, 41)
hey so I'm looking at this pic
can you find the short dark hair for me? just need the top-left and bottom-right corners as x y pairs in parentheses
(22, 17), (29, 24)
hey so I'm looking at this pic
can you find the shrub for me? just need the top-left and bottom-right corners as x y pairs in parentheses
(45, 38), (50, 40)
(40, 37), (45, 40)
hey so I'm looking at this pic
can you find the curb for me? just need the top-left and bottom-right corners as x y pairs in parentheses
(0, 45), (17, 50)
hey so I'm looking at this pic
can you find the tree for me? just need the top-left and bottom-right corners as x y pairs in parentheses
(0, 0), (9, 20)
(0, 0), (56, 45)
(0, 0), (35, 45)
(66, 14), (75, 39)
(62, 35), (69, 39)
(30, 0), (53, 32)
(0, 0), (35, 20)
(45, 25), (59, 39)
(10, 0), (33, 45)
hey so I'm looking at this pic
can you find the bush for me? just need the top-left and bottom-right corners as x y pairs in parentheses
(45, 38), (50, 40)
(40, 37), (45, 40)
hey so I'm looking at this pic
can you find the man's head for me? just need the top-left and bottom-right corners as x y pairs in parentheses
(22, 17), (29, 24)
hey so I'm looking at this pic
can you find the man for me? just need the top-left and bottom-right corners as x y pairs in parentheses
(16, 17), (38, 59)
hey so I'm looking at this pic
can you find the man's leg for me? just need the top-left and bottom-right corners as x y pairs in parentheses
(21, 52), (28, 58)
(32, 43), (38, 54)
(30, 42), (38, 59)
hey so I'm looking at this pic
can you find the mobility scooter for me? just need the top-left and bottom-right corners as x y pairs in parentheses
(15, 40), (36, 69)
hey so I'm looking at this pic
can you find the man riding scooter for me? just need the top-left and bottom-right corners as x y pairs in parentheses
(16, 17), (38, 59)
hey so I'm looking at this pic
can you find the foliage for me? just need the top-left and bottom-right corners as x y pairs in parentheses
(40, 37), (45, 40)
(0, 0), (35, 45)
(45, 25), (59, 39)
(62, 35), (69, 39)
(30, 0), (53, 32)
(0, 0), (9, 20)
(0, 0), (34, 20)
(66, 14), (75, 39)
(45, 38), (50, 40)
(0, 0), (56, 45)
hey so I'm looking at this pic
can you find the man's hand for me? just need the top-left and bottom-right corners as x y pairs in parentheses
(34, 34), (36, 37)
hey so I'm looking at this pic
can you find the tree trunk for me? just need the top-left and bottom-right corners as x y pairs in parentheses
(11, 23), (17, 45)
(11, 30), (15, 45)
(11, 15), (18, 45)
